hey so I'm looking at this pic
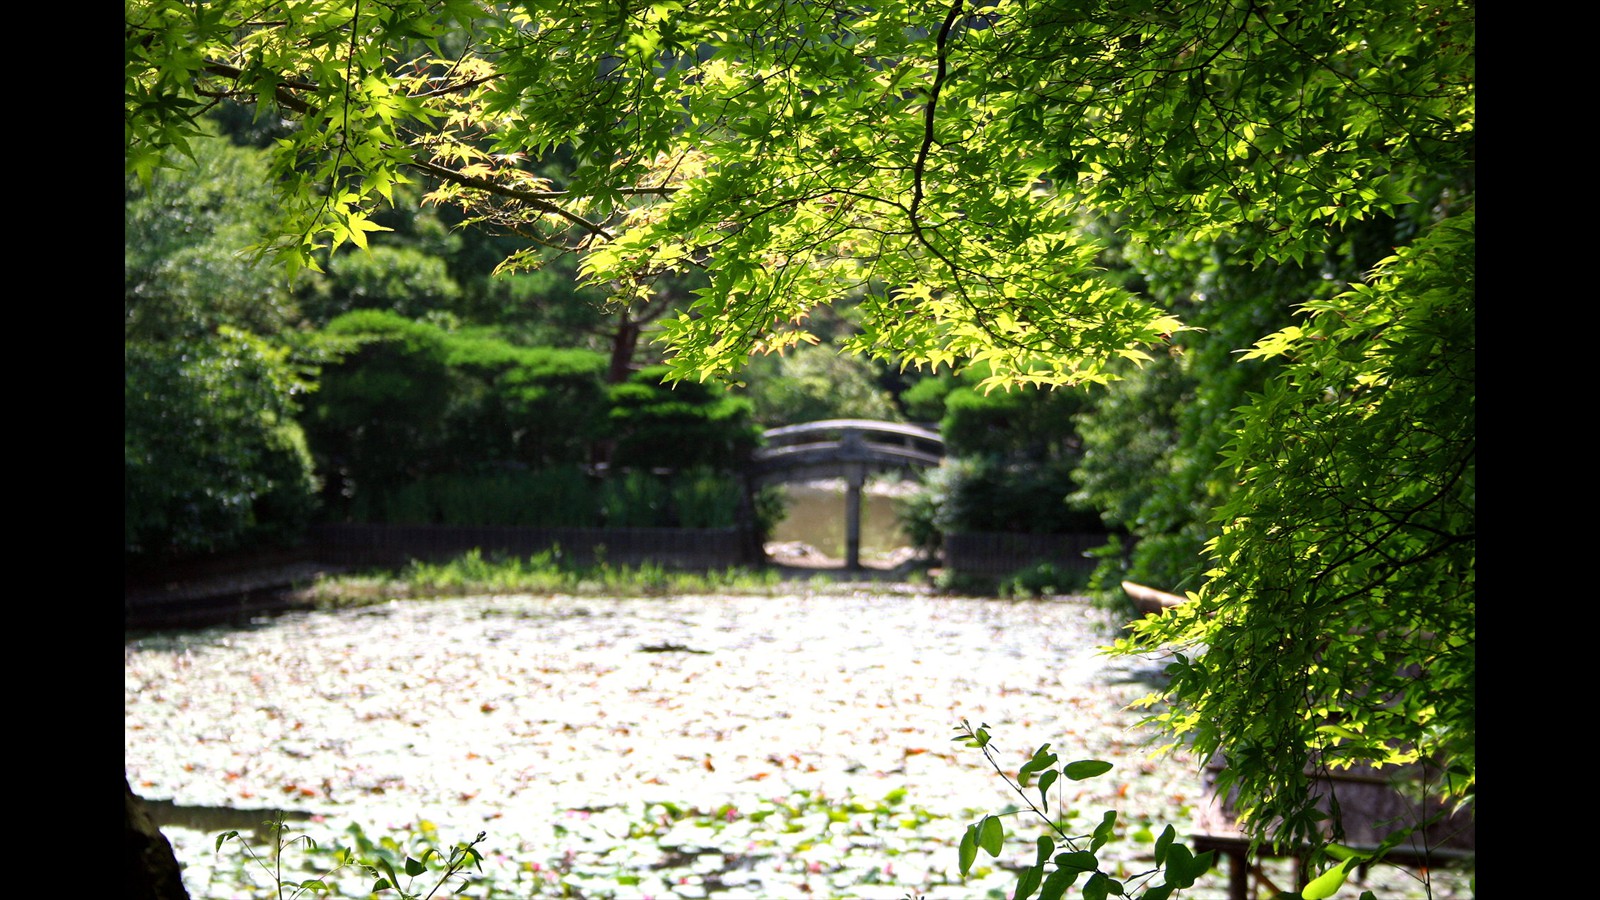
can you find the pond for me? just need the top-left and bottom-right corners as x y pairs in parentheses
(124, 593), (1469, 899)
(766, 478), (918, 564)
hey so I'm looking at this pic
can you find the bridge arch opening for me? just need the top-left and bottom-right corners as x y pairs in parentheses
(751, 420), (943, 571)
(765, 476), (920, 568)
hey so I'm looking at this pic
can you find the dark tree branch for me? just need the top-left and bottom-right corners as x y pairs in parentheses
(911, 0), (964, 226)
(200, 62), (316, 114)
(409, 160), (614, 237)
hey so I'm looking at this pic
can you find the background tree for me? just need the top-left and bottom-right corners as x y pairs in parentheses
(125, 128), (305, 342)
(1072, 230), (1353, 598)
(738, 342), (904, 428)
(303, 311), (762, 524)
(897, 361), (1103, 569)
(305, 309), (611, 520)
(604, 364), (761, 472)
(125, 134), (320, 569)
(1118, 211), (1476, 848)
(125, 329), (319, 568)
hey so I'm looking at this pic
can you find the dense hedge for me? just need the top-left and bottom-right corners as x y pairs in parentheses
(899, 366), (1103, 553)
(304, 313), (764, 526)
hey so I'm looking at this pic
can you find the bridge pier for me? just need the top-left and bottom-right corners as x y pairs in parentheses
(844, 463), (865, 571)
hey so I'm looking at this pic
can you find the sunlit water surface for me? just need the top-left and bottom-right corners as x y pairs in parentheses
(125, 593), (1470, 899)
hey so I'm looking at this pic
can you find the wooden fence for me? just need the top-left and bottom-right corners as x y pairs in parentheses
(310, 526), (1109, 578)
(941, 531), (1108, 577)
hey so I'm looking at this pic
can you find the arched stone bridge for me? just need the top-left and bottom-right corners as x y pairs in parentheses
(752, 419), (944, 570)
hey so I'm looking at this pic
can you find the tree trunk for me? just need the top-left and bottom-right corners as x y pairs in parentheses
(126, 777), (190, 900)
(606, 307), (641, 386)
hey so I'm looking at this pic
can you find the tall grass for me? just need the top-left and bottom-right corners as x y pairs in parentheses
(598, 470), (672, 527)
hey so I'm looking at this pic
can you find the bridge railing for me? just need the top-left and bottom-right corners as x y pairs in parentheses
(754, 419), (944, 477)
(759, 419), (943, 454)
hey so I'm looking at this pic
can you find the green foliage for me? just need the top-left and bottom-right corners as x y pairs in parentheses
(1070, 235), (1340, 599)
(739, 342), (904, 427)
(377, 467), (599, 527)
(128, 0), (1474, 867)
(899, 363), (1101, 550)
(305, 310), (612, 518)
(343, 464), (752, 531)
(598, 468), (673, 527)
(124, 129), (322, 567)
(307, 243), (463, 324)
(125, 328), (319, 565)
(304, 311), (458, 517)
(952, 721), (1215, 900)
(442, 331), (611, 474)
(667, 467), (754, 529)
(999, 562), (1091, 600)
(125, 129), (304, 342)
(213, 816), (485, 900)
(897, 373), (959, 425)
(896, 480), (946, 558)
(598, 466), (754, 530)
(126, 0), (1469, 387)
(605, 365), (762, 471)
(200, 785), (953, 897)
(939, 375), (1087, 462)
(1116, 210), (1476, 847)
(380, 547), (786, 601)
(904, 456), (1102, 540)
(305, 314), (760, 526)
(450, 247), (618, 348)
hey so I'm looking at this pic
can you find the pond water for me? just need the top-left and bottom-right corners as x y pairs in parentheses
(767, 478), (917, 563)
(124, 593), (1471, 900)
